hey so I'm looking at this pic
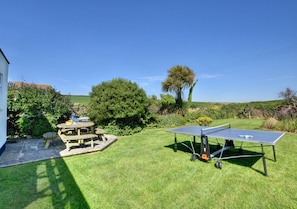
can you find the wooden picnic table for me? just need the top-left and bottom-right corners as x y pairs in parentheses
(57, 122), (95, 135)
(57, 122), (97, 150)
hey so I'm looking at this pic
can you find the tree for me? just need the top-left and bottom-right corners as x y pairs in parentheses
(279, 87), (297, 107)
(187, 79), (198, 106)
(89, 78), (152, 135)
(162, 65), (196, 109)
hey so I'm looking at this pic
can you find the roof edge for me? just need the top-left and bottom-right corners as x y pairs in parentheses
(0, 48), (10, 64)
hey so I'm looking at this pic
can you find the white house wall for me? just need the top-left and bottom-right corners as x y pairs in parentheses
(0, 49), (9, 155)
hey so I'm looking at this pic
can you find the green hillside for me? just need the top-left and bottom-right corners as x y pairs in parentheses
(68, 95), (90, 104)
(67, 95), (283, 106)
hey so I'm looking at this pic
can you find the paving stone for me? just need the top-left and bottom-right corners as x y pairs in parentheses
(0, 135), (117, 168)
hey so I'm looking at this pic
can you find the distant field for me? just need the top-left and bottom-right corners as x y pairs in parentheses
(67, 95), (90, 104)
(67, 95), (283, 107)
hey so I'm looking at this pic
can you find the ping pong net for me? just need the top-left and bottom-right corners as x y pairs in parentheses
(201, 123), (231, 136)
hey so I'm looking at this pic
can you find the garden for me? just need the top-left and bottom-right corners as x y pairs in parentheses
(2, 67), (297, 208)
(0, 118), (296, 208)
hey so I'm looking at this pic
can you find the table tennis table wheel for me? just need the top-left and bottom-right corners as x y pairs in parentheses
(215, 161), (222, 169)
(190, 154), (197, 161)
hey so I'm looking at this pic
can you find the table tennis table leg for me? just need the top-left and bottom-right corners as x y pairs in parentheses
(200, 135), (211, 161)
(174, 134), (177, 152)
(272, 145), (276, 162)
(261, 144), (268, 176)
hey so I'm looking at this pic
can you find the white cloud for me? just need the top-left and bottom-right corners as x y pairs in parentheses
(199, 73), (224, 80)
(140, 75), (166, 82)
(135, 75), (166, 87)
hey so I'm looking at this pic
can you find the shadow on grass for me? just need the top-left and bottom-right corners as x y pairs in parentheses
(165, 141), (266, 175)
(1, 158), (90, 209)
(45, 158), (90, 208)
(2, 113), (91, 208)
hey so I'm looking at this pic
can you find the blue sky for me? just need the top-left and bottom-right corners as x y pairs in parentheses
(1, 0), (296, 102)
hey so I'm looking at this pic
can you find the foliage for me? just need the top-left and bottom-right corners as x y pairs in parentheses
(147, 95), (161, 114)
(89, 78), (153, 135)
(184, 110), (204, 122)
(160, 94), (175, 108)
(98, 121), (143, 136)
(42, 90), (297, 134)
(188, 100), (286, 120)
(158, 94), (176, 114)
(279, 87), (297, 107)
(153, 114), (186, 128)
(262, 117), (297, 133)
(276, 118), (297, 133)
(196, 116), (213, 126)
(275, 105), (297, 119)
(162, 65), (195, 109)
(262, 117), (279, 130)
(190, 101), (221, 109)
(188, 101), (297, 133)
(249, 100), (284, 118)
(7, 84), (72, 137)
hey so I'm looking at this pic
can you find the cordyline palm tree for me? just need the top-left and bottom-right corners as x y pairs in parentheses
(188, 79), (198, 105)
(162, 65), (196, 109)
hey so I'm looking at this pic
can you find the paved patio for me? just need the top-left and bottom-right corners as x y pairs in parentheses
(0, 134), (117, 168)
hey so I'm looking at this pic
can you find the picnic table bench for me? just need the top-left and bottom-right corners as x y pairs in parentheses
(43, 132), (58, 149)
(95, 128), (107, 142)
(59, 134), (98, 151)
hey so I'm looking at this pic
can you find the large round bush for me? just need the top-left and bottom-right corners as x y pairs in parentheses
(89, 78), (151, 135)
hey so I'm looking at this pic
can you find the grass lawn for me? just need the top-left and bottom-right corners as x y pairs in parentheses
(0, 119), (296, 208)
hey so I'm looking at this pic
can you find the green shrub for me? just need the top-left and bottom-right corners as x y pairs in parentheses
(147, 95), (161, 114)
(98, 121), (143, 136)
(263, 117), (297, 133)
(277, 118), (297, 133)
(262, 117), (279, 130)
(16, 114), (54, 137)
(155, 114), (186, 128)
(189, 102), (199, 108)
(89, 78), (153, 135)
(196, 116), (213, 126)
(160, 94), (175, 111)
(184, 111), (203, 122)
(8, 84), (72, 137)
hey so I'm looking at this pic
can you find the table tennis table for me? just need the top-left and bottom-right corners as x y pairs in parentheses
(167, 123), (285, 176)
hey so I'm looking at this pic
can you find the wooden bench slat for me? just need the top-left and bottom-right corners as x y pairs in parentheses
(61, 134), (97, 141)
(59, 134), (98, 151)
